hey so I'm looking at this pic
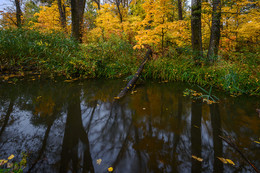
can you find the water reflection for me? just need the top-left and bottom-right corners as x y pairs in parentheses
(0, 79), (259, 173)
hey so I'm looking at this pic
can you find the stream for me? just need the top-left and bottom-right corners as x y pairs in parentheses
(0, 78), (259, 172)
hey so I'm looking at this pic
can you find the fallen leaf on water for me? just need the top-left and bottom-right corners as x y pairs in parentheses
(7, 162), (13, 168)
(8, 154), (14, 160)
(0, 160), (8, 166)
(64, 80), (73, 82)
(96, 159), (102, 165)
(217, 157), (227, 164)
(114, 97), (120, 99)
(193, 125), (199, 128)
(192, 155), (203, 162)
(142, 108), (146, 110)
(108, 167), (113, 172)
(226, 159), (235, 166)
(217, 157), (235, 165)
(254, 141), (260, 144)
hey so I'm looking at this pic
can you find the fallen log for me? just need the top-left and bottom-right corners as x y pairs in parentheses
(115, 47), (152, 100)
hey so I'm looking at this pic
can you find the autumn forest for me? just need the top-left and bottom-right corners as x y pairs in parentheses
(0, 0), (260, 172)
(0, 0), (259, 95)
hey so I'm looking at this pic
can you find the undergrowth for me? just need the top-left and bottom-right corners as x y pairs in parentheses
(0, 29), (259, 96)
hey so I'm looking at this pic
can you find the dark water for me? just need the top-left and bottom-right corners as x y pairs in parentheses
(0, 78), (259, 173)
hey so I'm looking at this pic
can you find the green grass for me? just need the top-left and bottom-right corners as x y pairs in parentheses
(0, 28), (259, 96)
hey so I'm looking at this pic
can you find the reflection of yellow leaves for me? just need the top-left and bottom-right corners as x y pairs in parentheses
(108, 167), (113, 172)
(8, 154), (14, 160)
(217, 157), (235, 165)
(96, 159), (102, 165)
(192, 155), (203, 162)
(0, 160), (8, 166)
(36, 96), (42, 100)
(254, 141), (260, 144)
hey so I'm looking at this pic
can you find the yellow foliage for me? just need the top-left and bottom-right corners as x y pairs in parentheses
(0, 12), (24, 28)
(134, 0), (190, 51)
(32, 0), (70, 32)
(220, 0), (260, 51)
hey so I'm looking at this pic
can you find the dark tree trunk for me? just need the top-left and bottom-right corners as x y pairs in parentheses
(57, 0), (67, 32)
(71, 0), (86, 42)
(207, 0), (221, 63)
(191, 0), (203, 64)
(116, 0), (123, 23)
(15, 0), (22, 28)
(92, 0), (100, 9)
(178, 0), (183, 20)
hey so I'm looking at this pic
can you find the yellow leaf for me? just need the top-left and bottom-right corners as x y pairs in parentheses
(226, 159), (235, 165)
(8, 154), (14, 160)
(217, 157), (227, 164)
(96, 159), (102, 165)
(7, 162), (13, 168)
(108, 167), (113, 172)
(0, 160), (8, 166)
(114, 97), (120, 99)
(254, 141), (260, 144)
(64, 80), (73, 82)
(192, 155), (203, 162)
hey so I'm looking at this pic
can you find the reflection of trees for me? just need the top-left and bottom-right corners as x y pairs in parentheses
(191, 100), (202, 172)
(210, 103), (223, 173)
(1, 79), (259, 172)
(59, 88), (94, 173)
(0, 98), (15, 136)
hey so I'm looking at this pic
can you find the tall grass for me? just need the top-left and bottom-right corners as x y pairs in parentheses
(0, 28), (259, 95)
(0, 29), (79, 71)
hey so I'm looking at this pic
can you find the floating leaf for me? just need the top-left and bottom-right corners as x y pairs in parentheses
(0, 160), (8, 166)
(8, 154), (14, 160)
(114, 97), (120, 99)
(96, 159), (102, 165)
(64, 80), (73, 82)
(7, 162), (13, 168)
(217, 157), (227, 164)
(217, 157), (235, 165)
(192, 155), (203, 162)
(108, 167), (113, 172)
(254, 141), (260, 144)
(226, 159), (235, 165)
(142, 108), (146, 110)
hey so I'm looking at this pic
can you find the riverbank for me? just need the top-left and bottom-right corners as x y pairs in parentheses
(1, 29), (259, 96)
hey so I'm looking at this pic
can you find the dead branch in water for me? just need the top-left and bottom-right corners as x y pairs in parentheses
(115, 47), (152, 100)
(219, 135), (260, 173)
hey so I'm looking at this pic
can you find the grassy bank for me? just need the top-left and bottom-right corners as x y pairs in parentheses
(0, 29), (259, 96)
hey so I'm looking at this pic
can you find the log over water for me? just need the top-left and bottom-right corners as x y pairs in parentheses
(115, 47), (152, 100)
